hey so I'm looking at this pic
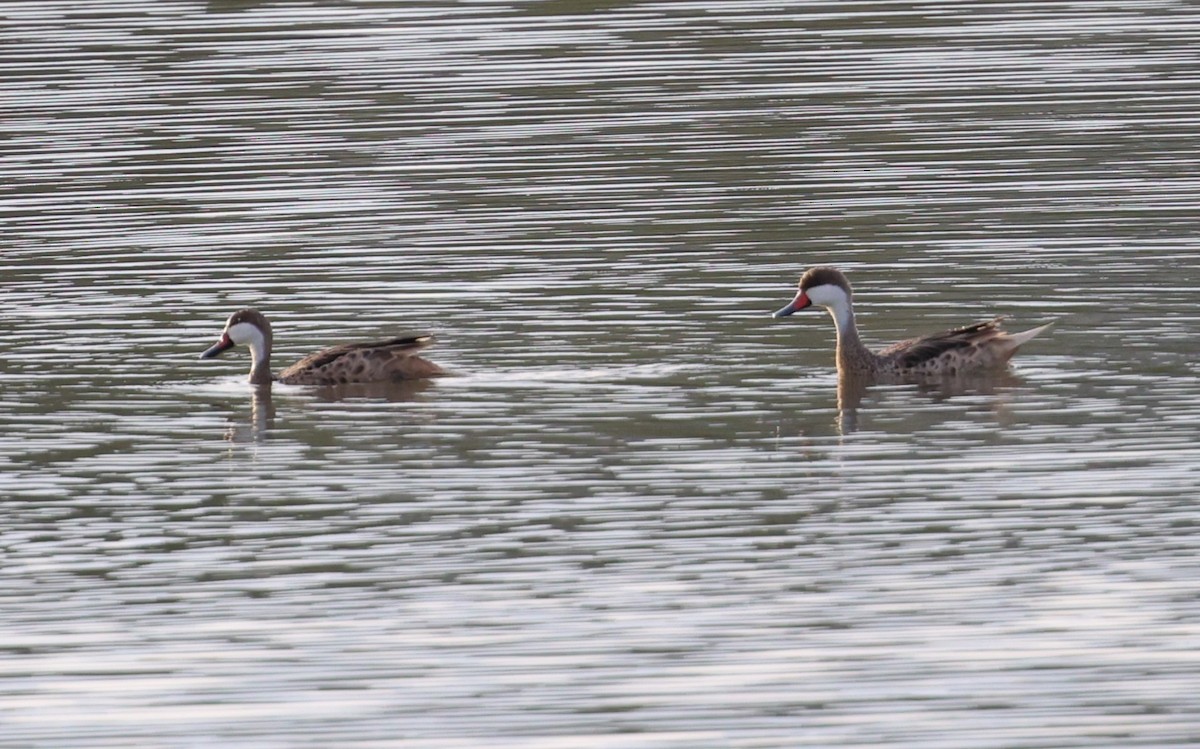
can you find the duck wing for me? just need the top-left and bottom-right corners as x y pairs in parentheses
(280, 334), (441, 384)
(293, 335), (434, 370)
(880, 318), (1006, 369)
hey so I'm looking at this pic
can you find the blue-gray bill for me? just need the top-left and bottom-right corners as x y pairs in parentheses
(773, 291), (812, 318)
(200, 335), (234, 359)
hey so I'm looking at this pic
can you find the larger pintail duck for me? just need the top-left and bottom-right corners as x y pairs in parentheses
(773, 267), (1052, 377)
(200, 308), (445, 385)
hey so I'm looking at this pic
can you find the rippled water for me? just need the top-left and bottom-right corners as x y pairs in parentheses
(3, 1), (1200, 747)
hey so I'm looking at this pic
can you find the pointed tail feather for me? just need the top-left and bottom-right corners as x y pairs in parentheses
(1006, 320), (1055, 348)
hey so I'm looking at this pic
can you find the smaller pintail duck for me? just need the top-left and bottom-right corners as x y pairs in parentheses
(773, 267), (1052, 377)
(200, 308), (445, 386)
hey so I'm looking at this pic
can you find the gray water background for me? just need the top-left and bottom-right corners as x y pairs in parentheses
(2, 1), (1199, 746)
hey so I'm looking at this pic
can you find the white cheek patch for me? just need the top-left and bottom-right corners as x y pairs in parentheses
(805, 284), (842, 306)
(226, 321), (262, 347)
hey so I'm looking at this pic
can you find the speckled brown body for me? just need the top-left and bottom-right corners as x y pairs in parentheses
(277, 336), (445, 385)
(852, 317), (1023, 377)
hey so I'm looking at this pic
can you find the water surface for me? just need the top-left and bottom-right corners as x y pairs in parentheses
(2, 1), (1200, 747)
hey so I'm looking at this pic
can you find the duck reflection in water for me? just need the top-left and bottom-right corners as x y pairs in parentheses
(834, 367), (1026, 433)
(774, 267), (1052, 432)
(218, 379), (438, 443)
(223, 384), (275, 444)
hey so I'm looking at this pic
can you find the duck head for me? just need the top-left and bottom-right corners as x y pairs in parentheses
(773, 266), (853, 318)
(201, 308), (272, 360)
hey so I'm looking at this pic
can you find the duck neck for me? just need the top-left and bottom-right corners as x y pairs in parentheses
(245, 332), (273, 386)
(827, 299), (875, 374)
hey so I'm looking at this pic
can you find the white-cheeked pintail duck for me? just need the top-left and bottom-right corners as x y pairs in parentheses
(772, 267), (1052, 376)
(200, 308), (445, 386)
